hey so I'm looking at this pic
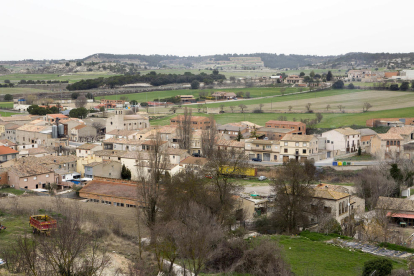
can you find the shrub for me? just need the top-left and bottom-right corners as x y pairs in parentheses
(362, 258), (392, 276)
(191, 80), (200, 89)
(4, 94), (13, 101)
(348, 83), (355, 89)
(332, 80), (344, 89)
(390, 84), (399, 91)
(253, 109), (263, 113)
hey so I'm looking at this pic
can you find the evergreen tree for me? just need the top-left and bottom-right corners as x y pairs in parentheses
(326, 71), (333, 81)
(121, 164), (132, 180)
(236, 129), (243, 141)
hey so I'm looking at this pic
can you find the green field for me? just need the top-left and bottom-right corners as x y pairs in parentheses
(0, 102), (13, 108)
(0, 72), (120, 84)
(98, 87), (305, 103)
(274, 235), (406, 276)
(0, 87), (55, 95)
(0, 188), (25, 195)
(150, 106), (414, 129)
(0, 111), (20, 117)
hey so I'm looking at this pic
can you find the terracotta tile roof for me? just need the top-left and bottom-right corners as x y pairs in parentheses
(106, 129), (139, 136)
(73, 124), (86, 130)
(0, 139), (17, 146)
(94, 150), (127, 157)
(6, 158), (53, 177)
(0, 146), (18, 155)
(0, 115), (32, 122)
(6, 124), (22, 130)
(165, 148), (189, 155)
(142, 140), (167, 146)
(158, 125), (177, 134)
(281, 134), (316, 142)
(124, 114), (147, 120)
(376, 196), (414, 212)
(266, 120), (304, 126)
(361, 136), (372, 142)
(25, 147), (56, 155)
(121, 151), (150, 160)
(216, 139), (245, 148)
(36, 155), (77, 165)
(358, 128), (377, 136)
(47, 114), (68, 119)
(84, 161), (120, 167)
(312, 187), (350, 200)
(77, 143), (101, 150)
(257, 127), (293, 133)
(80, 179), (139, 200)
(17, 125), (50, 132)
(377, 133), (403, 140)
(180, 156), (208, 166)
(103, 138), (143, 145)
(334, 127), (360, 136)
(245, 139), (278, 145)
(388, 126), (414, 135)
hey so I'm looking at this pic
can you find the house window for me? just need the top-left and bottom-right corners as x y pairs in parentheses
(266, 145), (271, 149)
(303, 149), (306, 154)
(397, 141), (400, 146)
(274, 155), (277, 160)
(284, 149), (288, 153)
(303, 142), (307, 147)
(295, 142), (299, 147)
(33, 176), (37, 180)
(24, 178), (28, 182)
(46, 174), (49, 178)
(284, 142), (288, 146)
(387, 141), (389, 146)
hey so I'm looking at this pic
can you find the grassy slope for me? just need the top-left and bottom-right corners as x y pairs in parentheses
(0, 188), (25, 195)
(274, 236), (406, 276)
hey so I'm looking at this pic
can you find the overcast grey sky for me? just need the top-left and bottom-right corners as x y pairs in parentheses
(1, 0), (413, 60)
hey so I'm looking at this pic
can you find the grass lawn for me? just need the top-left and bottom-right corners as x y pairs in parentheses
(235, 178), (271, 187)
(0, 102), (13, 108)
(0, 111), (20, 117)
(273, 235), (407, 276)
(0, 213), (32, 248)
(0, 188), (25, 195)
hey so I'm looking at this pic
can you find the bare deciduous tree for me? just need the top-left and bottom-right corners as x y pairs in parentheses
(229, 106), (235, 113)
(326, 104), (331, 111)
(305, 103), (312, 112)
(75, 95), (88, 108)
(197, 104), (203, 113)
(316, 113), (323, 123)
(238, 104), (247, 113)
(288, 105), (292, 111)
(271, 160), (315, 234)
(259, 103), (264, 111)
(337, 105), (344, 111)
(136, 132), (170, 244)
(363, 102), (373, 112)
(3, 202), (109, 276)
(177, 107), (193, 152)
(220, 104), (225, 112)
(202, 147), (248, 226)
(201, 115), (216, 158)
